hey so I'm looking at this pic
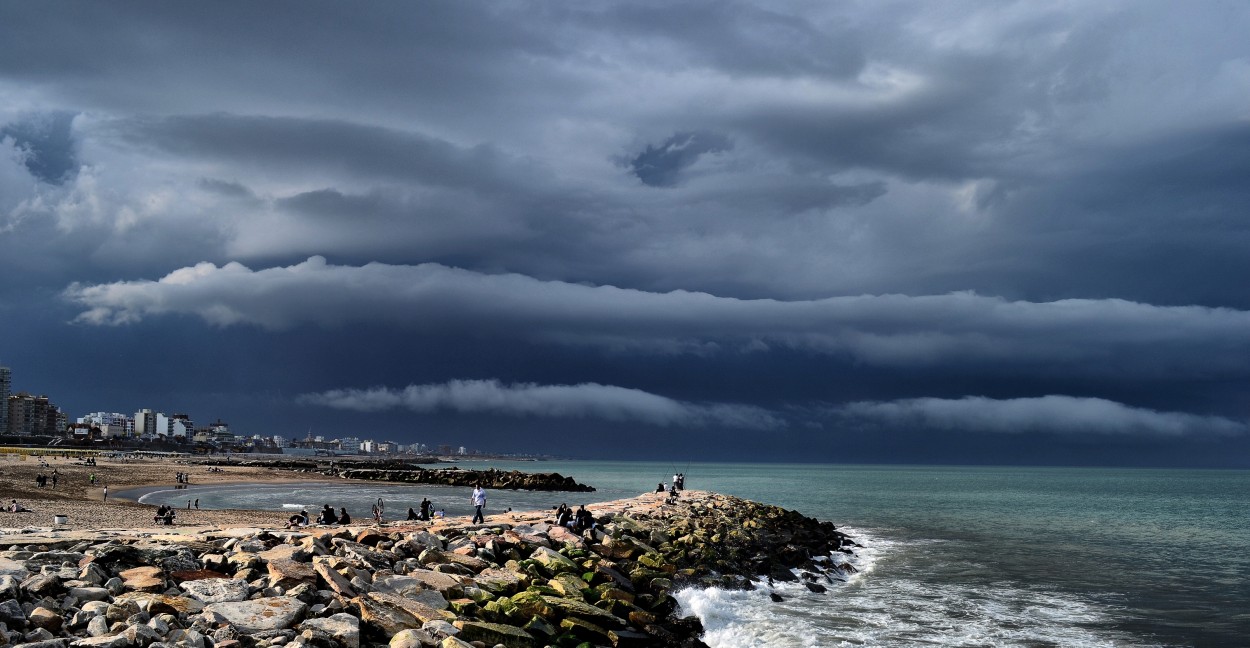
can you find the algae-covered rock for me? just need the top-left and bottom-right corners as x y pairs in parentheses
(454, 621), (534, 648)
(540, 595), (626, 627)
(547, 573), (590, 599)
(527, 547), (576, 574)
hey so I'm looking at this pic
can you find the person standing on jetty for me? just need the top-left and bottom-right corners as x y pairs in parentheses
(471, 483), (486, 524)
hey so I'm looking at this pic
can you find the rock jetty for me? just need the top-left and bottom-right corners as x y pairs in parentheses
(200, 461), (595, 493)
(0, 491), (858, 648)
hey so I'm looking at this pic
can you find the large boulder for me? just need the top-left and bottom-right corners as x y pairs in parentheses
(392, 570), (464, 599)
(266, 559), (316, 588)
(115, 592), (204, 616)
(118, 566), (164, 592)
(203, 597), (307, 633)
(180, 578), (250, 603)
(388, 629), (434, 648)
(312, 560), (356, 597)
(0, 558), (31, 579)
(299, 613), (360, 648)
(528, 547), (577, 574)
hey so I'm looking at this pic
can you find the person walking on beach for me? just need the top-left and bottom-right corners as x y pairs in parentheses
(471, 483), (486, 524)
(102, 485), (108, 502)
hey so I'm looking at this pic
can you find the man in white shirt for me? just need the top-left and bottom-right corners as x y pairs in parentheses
(471, 484), (486, 524)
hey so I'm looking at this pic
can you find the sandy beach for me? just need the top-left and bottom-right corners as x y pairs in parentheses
(0, 453), (323, 530)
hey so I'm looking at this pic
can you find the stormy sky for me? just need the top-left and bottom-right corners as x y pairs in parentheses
(2, 1), (1248, 465)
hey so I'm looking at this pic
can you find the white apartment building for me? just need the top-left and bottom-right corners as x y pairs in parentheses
(78, 412), (136, 436)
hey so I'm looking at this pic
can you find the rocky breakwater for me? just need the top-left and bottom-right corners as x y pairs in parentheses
(204, 461), (594, 493)
(0, 491), (858, 648)
(331, 469), (593, 493)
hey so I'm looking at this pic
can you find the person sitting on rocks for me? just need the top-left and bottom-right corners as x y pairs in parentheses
(556, 504), (573, 529)
(339, 507), (351, 524)
(655, 482), (665, 493)
(407, 507), (419, 521)
(574, 505), (594, 533)
(318, 504), (338, 525)
(286, 510), (309, 528)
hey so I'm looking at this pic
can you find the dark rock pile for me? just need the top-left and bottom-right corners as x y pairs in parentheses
(200, 461), (594, 493)
(0, 492), (857, 648)
(331, 470), (592, 493)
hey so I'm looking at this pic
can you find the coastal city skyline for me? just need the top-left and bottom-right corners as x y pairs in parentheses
(1, 3), (1248, 466)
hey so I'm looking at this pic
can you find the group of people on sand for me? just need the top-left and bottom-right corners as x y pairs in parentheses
(34, 472), (58, 488)
(406, 497), (445, 521)
(152, 504), (177, 525)
(286, 485), (495, 530)
(554, 503), (596, 533)
(286, 504), (353, 528)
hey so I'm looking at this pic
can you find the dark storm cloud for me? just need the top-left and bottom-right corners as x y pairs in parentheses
(583, 2), (866, 78)
(196, 178), (255, 199)
(107, 114), (537, 194)
(629, 131), (733, 187)
(0, 112), (78, 184)
(2, 2), (1249, 463)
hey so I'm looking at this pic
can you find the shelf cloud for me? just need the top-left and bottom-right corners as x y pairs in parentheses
(64, 256), (1250, 381)
(299, 379), (782, 430)
(837, 396), (1247, 437)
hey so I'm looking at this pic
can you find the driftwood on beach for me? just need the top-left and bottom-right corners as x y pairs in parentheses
(0, 491), (858, 648)
(198, 460), (596, 492)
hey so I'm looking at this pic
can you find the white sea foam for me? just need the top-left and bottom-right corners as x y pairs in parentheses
(676, 526), (1167, 648)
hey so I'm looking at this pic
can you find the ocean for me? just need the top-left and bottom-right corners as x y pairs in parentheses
(135, 462), (1250, 647)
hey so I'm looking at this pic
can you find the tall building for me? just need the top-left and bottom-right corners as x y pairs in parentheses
(170, 414), (194, 438)
(135, 409), (156, 437)
(7, 392), (58, 436)
(0, 365), (10, 436)
(155, 412), (171, 437)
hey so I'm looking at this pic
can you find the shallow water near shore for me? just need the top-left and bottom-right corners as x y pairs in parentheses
(136, 462), (1250, 647)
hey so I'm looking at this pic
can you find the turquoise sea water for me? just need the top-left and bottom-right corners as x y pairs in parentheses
(137, 462), (1250, 647)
